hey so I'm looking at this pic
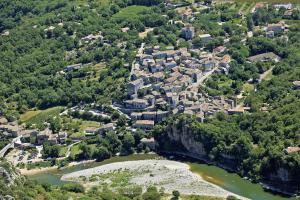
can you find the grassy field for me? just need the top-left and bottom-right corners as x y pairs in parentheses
(112, 6), (150, 20)
(70, 143), (97, 158)
(70, 144), (81, 157)
(243, 83), (255, 93)
(20, 110), (42, 122)
(79, 120), (100, 132)
(20, 106), (63, 125)
(87, 62), (106, 81)
(59, 146), (69, 157)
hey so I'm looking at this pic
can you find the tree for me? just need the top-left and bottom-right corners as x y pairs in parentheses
(246, 16), (254, 31)
(117, 115), (127, 127)
(49, 117), (62, 134)
(172, 190), (180, 199)
(118, 186), (142, 199)
(226, 196), (239, 200)
(172, 190), (180, 200)
(62, 183), (84, 193)
(79, 142), (92, 159)
(105, 131), (122, 154)
(42, 142), (60, 158)
(122, 132), (135, 153)
(142, 186), (161, 200)
(93, 146), (110, 161)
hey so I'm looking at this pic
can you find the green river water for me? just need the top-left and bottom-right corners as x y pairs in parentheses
(28, 154), (296, 200)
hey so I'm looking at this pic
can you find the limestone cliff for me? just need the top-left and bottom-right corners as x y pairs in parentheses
(155, 121), (298, 196)
(166, 124), (207, 157)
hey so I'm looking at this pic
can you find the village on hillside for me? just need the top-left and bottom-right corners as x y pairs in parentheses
(1, 0), (300, 171)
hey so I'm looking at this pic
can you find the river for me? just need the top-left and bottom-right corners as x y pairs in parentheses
(28, 154), (296, 200)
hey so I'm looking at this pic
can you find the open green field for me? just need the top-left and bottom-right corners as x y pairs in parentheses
(20, 106), (63, 125)
(59, 146), (69, 157)
(112, 6), (150, 20)
(79, 120), (100, 132)
(69, 143), (97, 158)
(242, 83), (255, 93)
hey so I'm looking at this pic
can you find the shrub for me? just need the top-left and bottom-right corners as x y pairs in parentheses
(61, 183), (85, 193)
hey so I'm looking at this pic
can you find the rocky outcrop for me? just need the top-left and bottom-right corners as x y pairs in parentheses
(0, 160), (23, 187)
(270, 167), (291, 182)
(155, 121), (299, 196)
(0, 195), (15, 200)
(0, 167), (14, 185)
(166, 124), (206, 157)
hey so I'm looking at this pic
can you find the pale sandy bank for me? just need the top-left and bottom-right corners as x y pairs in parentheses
(61, 159), (248, 199)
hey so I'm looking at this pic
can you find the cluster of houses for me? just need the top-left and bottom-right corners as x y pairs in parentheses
(264, 21), (289, 38)
(0, 117), (68, 151)
(112, 44), (235, 131)
(85, 123), (115, 136)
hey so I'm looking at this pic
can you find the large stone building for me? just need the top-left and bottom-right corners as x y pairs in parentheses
(181, 26), (195, 40)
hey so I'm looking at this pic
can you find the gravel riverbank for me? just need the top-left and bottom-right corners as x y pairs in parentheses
(61, 159), (248, 199)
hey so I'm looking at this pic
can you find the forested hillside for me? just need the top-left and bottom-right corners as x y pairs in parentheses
(0, 0), (164, 121)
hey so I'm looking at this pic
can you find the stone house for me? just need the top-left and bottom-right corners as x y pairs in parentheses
(166, 93), (179, 107)
(127, 79), (144, 96)
(199, 34), (212, 44)
(0, 124), (19, 137)
(181, 26), (195, 40)
(292, 81), (300, 90)
(164, 61), (177, 70)
(202, 59), (217, 71)
(266, 31), (275, 38)
(98, 123), (115, 135)
(267, 23), (285, 34)
(58, 132), (68, 144)
(247, 52), (281, 63)
(149, 64), (162, 73)
(124, 99), (149, 109)
(133, 120), (155, 130)
(140, 137), (156, 150)
(85, 127), (99, 135)
(153, 52), (167, 60)
(64, 63), (82, 72)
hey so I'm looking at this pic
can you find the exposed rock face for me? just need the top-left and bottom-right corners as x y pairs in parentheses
(157, 122), (297, 195)
(270, 168), (291, 182)
(166, 124), (206, 157)
(0, 161), (23, 187)
(0, 195), (15, 200)
(0, 167), (13, 185)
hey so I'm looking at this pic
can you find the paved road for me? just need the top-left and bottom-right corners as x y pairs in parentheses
(259, 66), (274, 83)
(130, 43), (145, 79)
(191, 66), (219, 88)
